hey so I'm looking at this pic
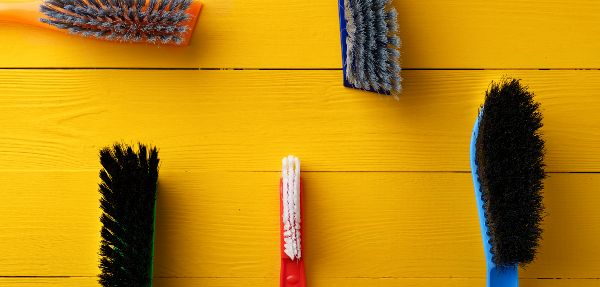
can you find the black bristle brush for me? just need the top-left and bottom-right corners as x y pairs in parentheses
(470, 78), (545, 287)
(338, 0), (402, 95)
(0, 0), (203, 45)
(98, 143), (159, 286)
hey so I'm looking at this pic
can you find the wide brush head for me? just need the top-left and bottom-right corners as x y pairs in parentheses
(282, 155), (301, 261)
(476, 78), (545, 267)
(39, 0), (202, 45)
(98, 143), (159, 286)
(339, 0), (401, 94)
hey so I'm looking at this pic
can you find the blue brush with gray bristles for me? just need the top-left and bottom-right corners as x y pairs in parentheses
(338, 0), (401, 95)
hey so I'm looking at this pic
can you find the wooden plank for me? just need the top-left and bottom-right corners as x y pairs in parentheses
(0, 171), (598, 279)
(1, 277), (599, 287)
(0, 0), (340, 68)
(0, 70), (598, 172)
(0, 0), (599, 68)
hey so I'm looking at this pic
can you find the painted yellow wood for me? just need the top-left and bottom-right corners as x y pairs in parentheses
(1, 171), (599, 282)
(0, 0), (599, 68)
(0, 0), (597, 284)
(0, 70), (598, 172)
(1, 277), (599, 287)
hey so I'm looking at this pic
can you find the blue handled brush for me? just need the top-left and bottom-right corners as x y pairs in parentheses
(470, 79), (546, 287)
(338, 0), (401, 95)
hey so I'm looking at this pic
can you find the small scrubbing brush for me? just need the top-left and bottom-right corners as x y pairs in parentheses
(280, 155), (305, 287)
(0, 0), (202, 45)
(470, 79), (545, 287)
(98, 143), (159, 286)
(338, 0), (402, 95)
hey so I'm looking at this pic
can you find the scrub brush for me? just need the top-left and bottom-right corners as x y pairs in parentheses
(470, 78), (546, 287)
(280, 155), (305, 287)
(0, 0), (202, 45)
(338, 0), (402, 95)
(98, 143), (160, 286)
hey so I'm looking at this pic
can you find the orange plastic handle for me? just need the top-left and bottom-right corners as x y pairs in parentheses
(179, 1), (202, 46)
(0, 0), (48, 29)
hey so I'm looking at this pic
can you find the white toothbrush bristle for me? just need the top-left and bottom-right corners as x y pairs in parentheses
(282, 155), (301, 260)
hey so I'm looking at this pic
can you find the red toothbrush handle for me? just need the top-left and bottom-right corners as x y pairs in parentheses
(280, 179), (306, 287)
(280, 259), (306, 287)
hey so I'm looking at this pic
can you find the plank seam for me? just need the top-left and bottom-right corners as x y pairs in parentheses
(0, 68), (599, 71)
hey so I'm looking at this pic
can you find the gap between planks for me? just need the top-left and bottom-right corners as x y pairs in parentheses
(1, 67), (600, 70)
(0, 277), (599, 287)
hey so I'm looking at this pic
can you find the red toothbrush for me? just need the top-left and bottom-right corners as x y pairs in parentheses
(280, 155), (306, 287)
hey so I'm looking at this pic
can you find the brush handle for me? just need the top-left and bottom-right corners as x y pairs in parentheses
(470, 110), (519, 287)
(337, 0), (351, 88)
(280, 178), (306, 287)
(179, 1), (203, 46)
(0, 1), (48, 29)
(280, 259), (306, 287)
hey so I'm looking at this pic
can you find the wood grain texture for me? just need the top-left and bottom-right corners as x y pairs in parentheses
(0, 0), (598, 284)
(0, 70), (598, 172)
(0, 0), (599, 68)
(1, 277), (600, 287)
(1, 171), (599, 282)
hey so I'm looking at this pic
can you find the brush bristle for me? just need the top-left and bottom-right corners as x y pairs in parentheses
(98, 143), (159, 286)
(40, 0), (193, 44)
(282, 155), (301, 261)
(476, 78), (545, 267)
(344, 0), (401, 94)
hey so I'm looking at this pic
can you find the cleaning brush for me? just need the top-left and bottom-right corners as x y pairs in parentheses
(280, 155), (305, 287)
(470, 78), (545, 287)
(0, 0), (202, 45)
(98, 143), (159, 286)
(338, 0), (402, 95)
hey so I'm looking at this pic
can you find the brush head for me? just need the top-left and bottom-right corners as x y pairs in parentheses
(342, 0), (401, 94)
(39, 0), (201, 45)
(98, 143), (159, 286)
(281, 155), (301, 261)
(476, 78), (545, 267)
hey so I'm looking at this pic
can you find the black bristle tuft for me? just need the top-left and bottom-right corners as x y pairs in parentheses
(98, 143), (159, 287)
(344, 0), (401, 94)
(476, 78), (546, 267)
(39, 0), (192, 44)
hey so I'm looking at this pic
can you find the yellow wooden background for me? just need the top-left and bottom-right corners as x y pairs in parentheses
(1, 0), (600, 286)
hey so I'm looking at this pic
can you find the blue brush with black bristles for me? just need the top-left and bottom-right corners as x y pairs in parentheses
(470, 78), (546, 287)
(338, 0), (402, 95)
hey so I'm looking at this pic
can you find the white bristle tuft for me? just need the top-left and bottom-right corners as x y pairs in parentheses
(282, 155), (301, 260)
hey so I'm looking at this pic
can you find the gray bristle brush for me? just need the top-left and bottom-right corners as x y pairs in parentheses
(338, 0), (402, 95)
(0, 0), (203, 45)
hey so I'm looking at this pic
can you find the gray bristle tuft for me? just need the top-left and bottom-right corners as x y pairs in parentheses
(344, 0), (402, 94)
(39, 0), (194, 44)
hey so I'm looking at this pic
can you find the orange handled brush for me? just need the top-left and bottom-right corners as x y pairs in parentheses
(0, 0), (202, 45)
(280, 155), (306, 287)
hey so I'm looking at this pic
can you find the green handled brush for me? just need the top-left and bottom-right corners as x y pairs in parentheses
(470, 78), (546, 287)
(98, 143), (159, 287)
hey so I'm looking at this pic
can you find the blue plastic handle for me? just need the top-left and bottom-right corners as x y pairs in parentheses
(337, 0), (351, 88)
(470, 109), (519, 287)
